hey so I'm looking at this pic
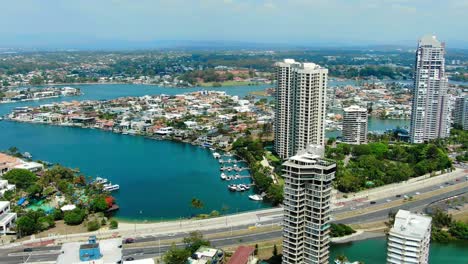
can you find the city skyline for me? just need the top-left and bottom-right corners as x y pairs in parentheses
(1, 1), (468, 49)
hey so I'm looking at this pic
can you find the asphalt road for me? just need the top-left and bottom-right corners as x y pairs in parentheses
(0, 178), (466, 263)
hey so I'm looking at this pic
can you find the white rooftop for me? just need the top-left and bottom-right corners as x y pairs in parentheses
(419, 35), (442, 48)
(391, 210), (432, 240)
(344, 105), (367, 112)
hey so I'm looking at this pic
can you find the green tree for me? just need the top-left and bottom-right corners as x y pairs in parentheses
(191, 198), (204, 210)
(163, 244), (191, 264)
(3, 169), (37, 189)
(90, 197), (109, 212)
(183, 231), (210, 254)
(64, 208), (86, 225)
(110, 219), (118, 229)
(87, 220), (101, 231)
(16, 216), (36, 236)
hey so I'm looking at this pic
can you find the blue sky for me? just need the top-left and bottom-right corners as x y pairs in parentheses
(1, 0), (467, 48)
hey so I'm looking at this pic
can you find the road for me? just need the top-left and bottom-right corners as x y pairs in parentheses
(1, 180), (466, 264)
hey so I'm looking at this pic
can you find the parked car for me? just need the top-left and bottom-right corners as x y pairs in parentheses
(124, 238), (135, 244)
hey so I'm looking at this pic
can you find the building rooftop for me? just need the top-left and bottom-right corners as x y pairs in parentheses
(227, 245), (255, 264)
(391, 210), (432, 240)
(57, 238), (122, 264)
(419, 35), (442, 48)
(343, 105), (367, 113)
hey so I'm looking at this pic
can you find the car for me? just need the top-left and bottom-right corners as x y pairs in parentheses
(125, 257), (135, 261)
(445, 182), (450, 185)
(396, 194), (401, 198)
(404, 195), (409, 199)
(124, 238), (135, 244)
(439, 186), (444, 189)
(23, 248), (33, 252)
(386, 199), (392, 202)
(370, 201), (376, 204)
(415, 192), (420, 195)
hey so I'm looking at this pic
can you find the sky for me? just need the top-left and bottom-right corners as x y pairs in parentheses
(0, 0), (467, 49)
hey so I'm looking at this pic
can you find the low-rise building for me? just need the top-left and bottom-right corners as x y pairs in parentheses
(57, 236), (122, 264)
(0, 201), (17, 235)
(187, 246), (224, 264)
(387, 210), (432, 264)
(227, 245), (257, 264)
(453, 95), (468, 130)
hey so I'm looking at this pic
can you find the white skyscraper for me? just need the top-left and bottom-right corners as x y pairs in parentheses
(410, 35), (450, 143)
(342, 105), (368, 144)
(274, 59), (328, 159)
(282, 145), (336, 264)
(453, 95), (468, 130)
(387, 210), (432, 264)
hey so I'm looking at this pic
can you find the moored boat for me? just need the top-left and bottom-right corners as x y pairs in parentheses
(220, 173), (227, 180)
(249, 194), (263, 201)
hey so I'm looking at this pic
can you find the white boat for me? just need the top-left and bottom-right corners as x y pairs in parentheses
(213, 152), (221, 159)
(220, 167), (225, 171)
(227, 167), (232, 172)
(234, 174), (240, 179)
(228, 184), (237, 191)
(220, 173), (227, 180)
(103, 183), (120, 192)
(249, 194), (263, 201)
(94, 177), (108, 184)
(237, 185), (246, 192)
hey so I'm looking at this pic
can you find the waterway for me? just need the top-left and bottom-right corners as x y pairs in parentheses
(0, 83), (420, 220)
(329, 237), (468, 264)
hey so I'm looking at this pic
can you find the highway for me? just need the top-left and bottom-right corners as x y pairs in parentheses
(0, 178), (466, 263)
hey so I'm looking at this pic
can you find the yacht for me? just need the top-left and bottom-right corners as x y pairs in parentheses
(228, 184), (237, 191)
(103, 183), (120, 192)
(234, 174), (240, 179)
(213, 152), (221, 159)
(227, 167), (232, 172)
(237, 185), (246, 192)
(249, 194), (263, 201)
(94, 177), (108, 184)
(220, 173), (227, 180)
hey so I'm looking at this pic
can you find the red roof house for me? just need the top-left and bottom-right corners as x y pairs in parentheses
(227, 246), (256, 264)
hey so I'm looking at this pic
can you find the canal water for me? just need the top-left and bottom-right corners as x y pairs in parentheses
(330, 237), (468, 264)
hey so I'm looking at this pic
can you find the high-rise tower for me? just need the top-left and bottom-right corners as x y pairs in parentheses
(282, 145), (336, 264)
(410, 35), (450, 143)
(274, 59), (328, 159)
(342, 105), (368, 145)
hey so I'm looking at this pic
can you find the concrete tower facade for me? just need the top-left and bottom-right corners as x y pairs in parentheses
(282, 145), (336, 264)
(410, 35), (450, 143)
(274, 59), (328, 159)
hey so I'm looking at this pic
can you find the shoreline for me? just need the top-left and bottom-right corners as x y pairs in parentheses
(331, 230), (386, 244)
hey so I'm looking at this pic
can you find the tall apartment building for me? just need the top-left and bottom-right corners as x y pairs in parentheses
(410, 35), (450, 143)
(282, 145), (336, 264)
(342, 105), (368, 144)
(274, 59), (328, 159)
(387, 210), (432, 264)
(453, 95), (468, 130)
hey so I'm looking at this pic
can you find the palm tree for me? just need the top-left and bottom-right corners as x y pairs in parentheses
(336, 254), (348, 263)
(191, 198), (204, 210)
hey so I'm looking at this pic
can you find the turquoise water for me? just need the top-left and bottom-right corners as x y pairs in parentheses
(0, 84), (271, 220)
(330, 237), (468, 264)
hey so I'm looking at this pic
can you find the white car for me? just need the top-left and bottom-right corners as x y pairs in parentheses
(415, 192), (420, 195)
